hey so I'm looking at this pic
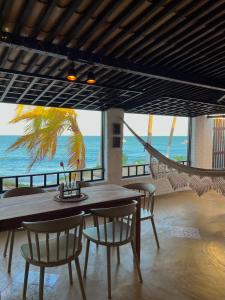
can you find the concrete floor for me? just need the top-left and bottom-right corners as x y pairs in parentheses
(1, 190), (225, 300)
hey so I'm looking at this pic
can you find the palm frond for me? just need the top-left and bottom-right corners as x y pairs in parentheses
(8, 105), (86, 171)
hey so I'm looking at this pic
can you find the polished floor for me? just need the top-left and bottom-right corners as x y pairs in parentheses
(1, 190), (225, 300)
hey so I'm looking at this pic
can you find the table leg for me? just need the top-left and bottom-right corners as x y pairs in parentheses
(135, 198), (141, 261)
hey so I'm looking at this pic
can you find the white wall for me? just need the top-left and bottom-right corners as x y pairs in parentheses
(104, 108), (124, 184)
(191, 116), (213, 168)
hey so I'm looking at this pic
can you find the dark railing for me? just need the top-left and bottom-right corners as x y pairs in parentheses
(122, 164), (150, 178)
(122, 160), (189, 178)
(0, 168), (104, 193)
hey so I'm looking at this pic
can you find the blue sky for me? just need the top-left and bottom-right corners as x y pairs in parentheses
(0, 103), (188, 136)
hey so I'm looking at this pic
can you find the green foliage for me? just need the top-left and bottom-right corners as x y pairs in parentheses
(173, 155), (186, 161)
(134, 159), (145, 165)
(8, 105), (85, 171)
(122, 153), (128, 165)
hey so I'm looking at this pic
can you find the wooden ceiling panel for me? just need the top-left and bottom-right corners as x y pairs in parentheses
(1, 0), (225, 116)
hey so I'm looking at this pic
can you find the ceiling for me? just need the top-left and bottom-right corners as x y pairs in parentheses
(1, 0), (225, 116)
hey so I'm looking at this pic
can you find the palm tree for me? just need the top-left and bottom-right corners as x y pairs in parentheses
(147, 114), (153, 163)
(8, 105), (85, 171)
(166, 116), (177, 158)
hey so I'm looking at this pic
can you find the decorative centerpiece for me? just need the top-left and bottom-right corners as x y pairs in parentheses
(54, 161), (88, 202)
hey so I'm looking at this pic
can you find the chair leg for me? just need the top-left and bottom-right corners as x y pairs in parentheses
(3, 231), (11, 257)
(68, 262), (73, 285)
(106, 246), (111, 299)
(83, 217), (86, 229)
(150, 218), (160, 249)
(39, 266), (45, 300)
(83, 239), (90, 278)
(8, 230), (15, 273)
(116, 246), (120, 264)
(131, 241), (143, 283)
(23, 261), (30, 299)
(75, 257), (86, 300)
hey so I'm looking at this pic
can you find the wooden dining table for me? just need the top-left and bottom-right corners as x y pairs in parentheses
(0, 184), (144, 259)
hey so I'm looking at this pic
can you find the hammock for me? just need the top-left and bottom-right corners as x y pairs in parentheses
(123, 120), (225, 196)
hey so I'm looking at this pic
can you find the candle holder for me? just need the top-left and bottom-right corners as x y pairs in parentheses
(58, 181), (81, 199)
(55, 181), (88, 202)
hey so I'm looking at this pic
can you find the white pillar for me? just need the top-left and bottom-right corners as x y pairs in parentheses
(191, 116), (213, 168)
(104, 108), (124, 184)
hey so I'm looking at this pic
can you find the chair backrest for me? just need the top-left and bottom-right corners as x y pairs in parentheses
(22, 212), (84, 264)
(90, 201), (137, 245)
(124, 183), (156, 214)
(3, 187), (45, 198)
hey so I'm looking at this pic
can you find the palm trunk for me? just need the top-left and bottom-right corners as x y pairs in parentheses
(166, 117), (177, 158)
(147, 115), (153, 162)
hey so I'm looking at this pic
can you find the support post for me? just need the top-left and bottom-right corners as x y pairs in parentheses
(104, 108), (124, 184)
(191, 116), (213, 168)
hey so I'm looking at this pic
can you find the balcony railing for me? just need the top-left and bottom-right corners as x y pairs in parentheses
(122, 160), (189, 178)
(0, 168), (104, 193)
(122, 164), (150, 178)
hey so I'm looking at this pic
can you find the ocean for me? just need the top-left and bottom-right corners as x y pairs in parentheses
(0, 135), (188, 176)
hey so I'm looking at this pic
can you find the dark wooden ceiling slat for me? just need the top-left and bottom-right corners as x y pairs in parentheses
(14, 0), (35, 34)
(97, 0), (166, 55)
(77, 0), (122, 49)
(85, 0), (145, 52)
(0, 0), (12, 28)
(169, 35), (225, 71)
(124, 0), (207, 61)
(140, 2), (225, 64)
(189, 54), (225, 75)
(62, 0), (103, 46)
(23, 53), (40, 73)
(180, 45), (225, 73)
(31, 0), (58, 37)
(109, 0), (193, 58)
(0, 47), (11, 67)
(10, 49), (26, 70)
(46, 0), (83, 43)
(2, 1), (225, 116)
(151, 16), (225, 67)
(33, 56), (55, 74)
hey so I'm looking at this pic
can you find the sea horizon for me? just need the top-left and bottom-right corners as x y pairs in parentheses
(0, 135), (188, 176)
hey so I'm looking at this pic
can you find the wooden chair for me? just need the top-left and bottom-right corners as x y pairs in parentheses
(83, 201), (142, 299)
(123, 183), (160, 248)
(21, 213), (86, 300)
(2, 187), (46, 273)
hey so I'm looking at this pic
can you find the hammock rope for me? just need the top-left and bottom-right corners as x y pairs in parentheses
(123, 119), (225, 196)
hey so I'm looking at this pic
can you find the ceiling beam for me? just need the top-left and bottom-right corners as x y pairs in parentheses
(1, 31), (225, 93)
(46, 83), (71, 106)
(59, 86), (89, 107)
(0, 74), (17, 102)
(16, 77), (38, 103)
(32, 80), (56, 104)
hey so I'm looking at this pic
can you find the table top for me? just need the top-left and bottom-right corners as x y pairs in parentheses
(123, 183), (156, 194)
(0, 184), (143, 231)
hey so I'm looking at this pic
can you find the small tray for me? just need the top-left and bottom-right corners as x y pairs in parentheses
(54, 192), (88, 203)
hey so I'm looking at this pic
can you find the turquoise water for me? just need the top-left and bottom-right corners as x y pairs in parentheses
(0, 135), (188, 176)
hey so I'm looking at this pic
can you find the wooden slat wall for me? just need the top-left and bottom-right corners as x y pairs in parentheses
(212, 119), (225, 168)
